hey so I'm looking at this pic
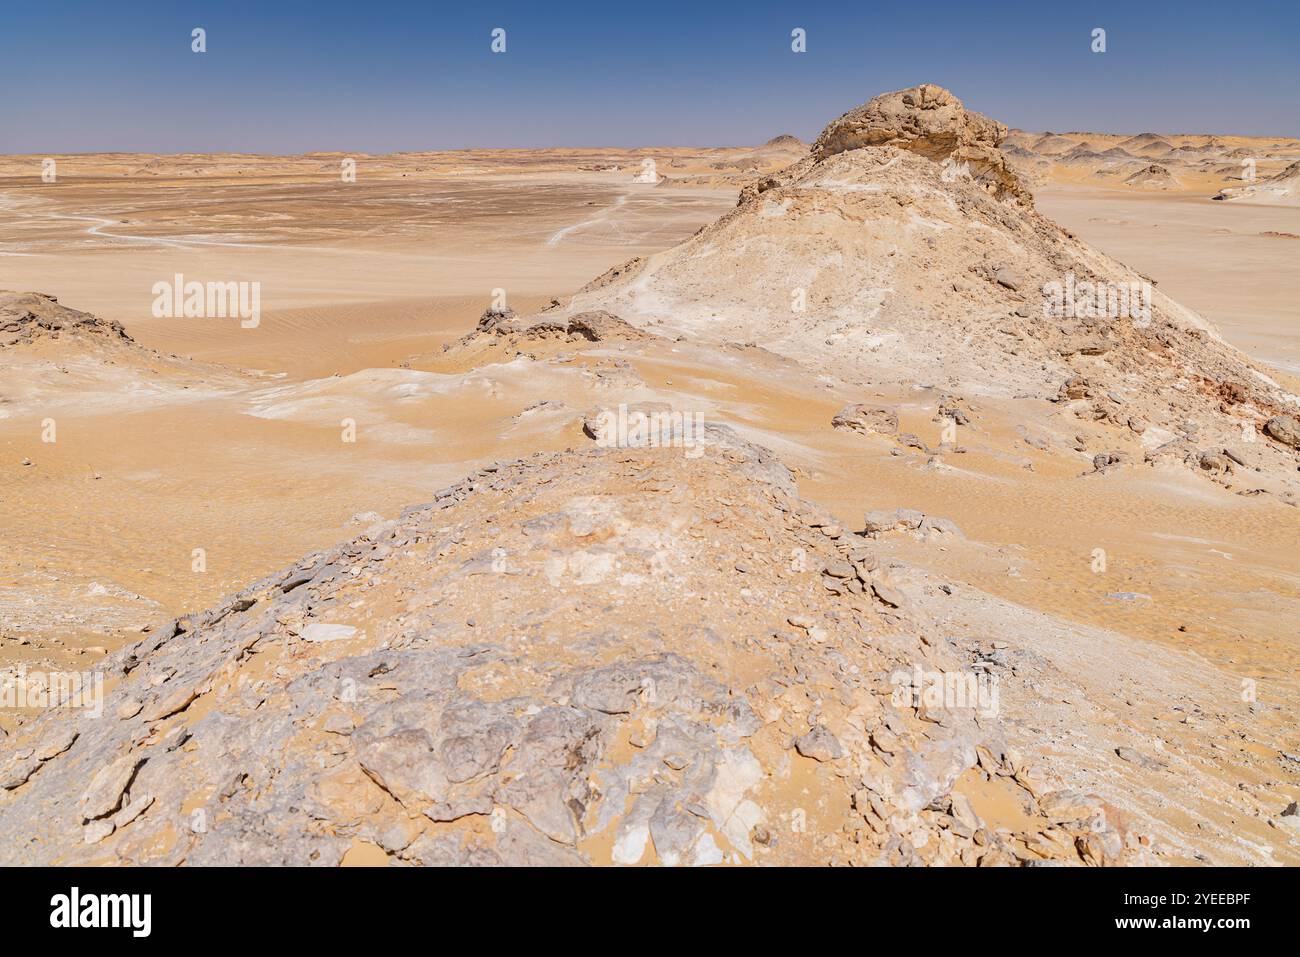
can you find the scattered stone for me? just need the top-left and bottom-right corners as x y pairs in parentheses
(83, 819), (115, 845)
(831, 404), (899, 436)
(949, 792), (981, 830)
(78, 754), (144, 822)
(112, 793), (155, 829)
(1263, 415), (1300, 449)
(1038, 790), (1100, 823)
(36, 729), (79, 762)
(794, 725), (844, 762)
(994, 267), (1022, 291)
(1115, 747), (1165, 771)
(871, 576), (907, 608)
(823, 560), (856, 579)
(918, 515), (964, 538)
(1091, 451), (1129, 473)
(140, 685), (199, 722)
(863, 508), (924, 537)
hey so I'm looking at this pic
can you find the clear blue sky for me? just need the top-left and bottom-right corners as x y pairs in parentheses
(2, 0), (1296, 153)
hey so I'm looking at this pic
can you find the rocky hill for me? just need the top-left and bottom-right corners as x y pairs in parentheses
(555, 85), (1300, 493)
(0, 428), (1166, 866)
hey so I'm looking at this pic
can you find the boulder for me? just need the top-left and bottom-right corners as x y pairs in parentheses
(831, 404), (899, 436)
(1264, 415), (1300, 449)
(812, 84), (1029, 202)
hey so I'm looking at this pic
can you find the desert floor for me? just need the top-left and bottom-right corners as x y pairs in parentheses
(1, 145), (1298, 863)
(1038, 187), (1300, 375)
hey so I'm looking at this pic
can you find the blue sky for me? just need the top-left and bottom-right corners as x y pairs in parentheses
(2, 0), (1297, 153)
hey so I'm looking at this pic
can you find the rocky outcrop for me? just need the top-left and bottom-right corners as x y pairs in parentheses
(0, 439), (1135, 866)
(1215, 159), (1300, 204)
(556, 88), (1300, 495)
(1264, 414), (1300, 449)
(0, 291), (134, 348)
(443, 308), (650, 357)
(811, 84), (1030, 203)
(1123, 164), (1179, 189)
(831, 404), (899, 436)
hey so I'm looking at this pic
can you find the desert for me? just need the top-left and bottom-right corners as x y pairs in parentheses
(1, 77), (1297, 873)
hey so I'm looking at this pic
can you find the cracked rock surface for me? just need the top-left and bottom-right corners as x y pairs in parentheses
(0, 431), (1157, 866)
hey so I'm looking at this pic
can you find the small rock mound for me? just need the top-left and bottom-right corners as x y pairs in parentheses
(831, 403), (899, 436)
(513, 309), (646, 343)
(0, 291), (134, 348)
(762, 134), (806, 149)
(1123, 164), (1179, 190)
(445, 308), (649, 356)
(863, 508), (963, 540)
